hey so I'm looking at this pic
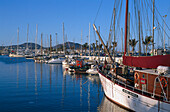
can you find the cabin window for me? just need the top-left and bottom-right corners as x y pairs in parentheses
(142, 74), (145, 78)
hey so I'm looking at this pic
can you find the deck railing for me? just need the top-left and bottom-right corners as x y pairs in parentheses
(99, 69), (169, 102)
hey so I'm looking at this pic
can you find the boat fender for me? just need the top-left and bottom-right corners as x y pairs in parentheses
(134, 72), (139, 88)
(135, 83), (139, 88)
(134, 72), (139, 80)
(160, 77), (167, 88)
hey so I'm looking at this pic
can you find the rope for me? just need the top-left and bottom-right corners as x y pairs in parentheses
(94, 0), (103, 23)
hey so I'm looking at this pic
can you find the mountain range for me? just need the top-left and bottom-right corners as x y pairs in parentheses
(0, 42), (82, 50)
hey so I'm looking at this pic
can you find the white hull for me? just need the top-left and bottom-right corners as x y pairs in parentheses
(48, 58), (62, 64)
(62, 61), (68, 65)
(9, 54), (24, 57)
(86, 68), (98, 74)
(99, 73), (170, 112)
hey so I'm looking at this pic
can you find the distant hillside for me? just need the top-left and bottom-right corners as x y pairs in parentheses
(54, 42), (81, 49)
(0, 42), (82, 50)
(0, 43), (41, 50)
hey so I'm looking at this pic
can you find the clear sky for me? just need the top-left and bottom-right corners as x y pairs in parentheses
(0, 0), (170, 51)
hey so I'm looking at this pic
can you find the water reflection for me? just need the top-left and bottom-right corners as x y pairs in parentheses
(26, 62), (28, 88)
(40, 63), (43, 88)
(34, 63), (37, 95)
(17, 63), (19, 88)
(98, 96), (129, 112)
(0, 58), (106, 112)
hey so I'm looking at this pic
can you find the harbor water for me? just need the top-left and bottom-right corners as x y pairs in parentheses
(0, 56), (127, 112)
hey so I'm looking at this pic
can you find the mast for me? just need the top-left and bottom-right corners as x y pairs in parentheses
(121, 28), (123, 55)
(81, 30), (83, 55)
(93, 24), (114, 64)
(17, 27), (19, 55)
(163, 15), (167, 51)
(10, 41), (12, 52)
(113, 8), (116, 57)
(89, 23), (91, 57)
(127, 12), (130, 55)
(124, 0), (129, 56)
(35, 24), (38, 56)
(50, 34), (52, 55)
(65, 34), (67, 54)
(27, 24), (29, 50)
(41, 33), (43, 55)
(138, 11), (141, 56)
(55, 33), (58, 54)
(47, 35), (49, 55)
(152, 0), (155, 55)
(98, 26), (100, 63)
(63, 23), (65, 55)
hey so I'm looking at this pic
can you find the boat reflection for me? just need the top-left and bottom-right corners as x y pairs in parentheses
(11, 61), (103, 111)
(98, 96), (129, 112)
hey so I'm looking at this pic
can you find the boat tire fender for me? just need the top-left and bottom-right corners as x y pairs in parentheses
(160, 77), (167, 88)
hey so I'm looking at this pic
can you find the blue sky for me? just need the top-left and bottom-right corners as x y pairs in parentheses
(0, 0), (170, 51)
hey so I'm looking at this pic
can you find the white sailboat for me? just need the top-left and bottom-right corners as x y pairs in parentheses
(86, 65), (98, 74)
(9, 28), (24, 57)
(48, 56), (62, 64)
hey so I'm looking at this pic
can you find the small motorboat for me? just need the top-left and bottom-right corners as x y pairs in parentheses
(48, 56), (62, 64)
(86, 65), (98, 74)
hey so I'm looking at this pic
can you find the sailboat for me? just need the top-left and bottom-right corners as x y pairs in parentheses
(25, 24), (34, 59)
(9, 28), (24, 57)
(93, 0), (170, 111)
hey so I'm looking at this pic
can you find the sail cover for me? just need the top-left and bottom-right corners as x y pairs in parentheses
(123, 55), (170, 69)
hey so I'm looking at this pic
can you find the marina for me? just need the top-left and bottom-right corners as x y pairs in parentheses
(0, 0), (170, 112)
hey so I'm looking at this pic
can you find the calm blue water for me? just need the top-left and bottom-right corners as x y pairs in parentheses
(0, 56), (127, 112)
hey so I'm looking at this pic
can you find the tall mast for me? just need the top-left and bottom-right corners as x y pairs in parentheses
(113, 8), (116, 43)
(124, 0), (129, 56)
(65, 34), (67, 54)
(35, 24), (38, 56)
(47, 35), (49, 55)
(152, 0), (155, 55)
(89, 23), (91, 57)
(163, 15), (167, 51)
(81, 30), (83, 55)
(98, 26), (100, 63)
(63, 23), (65, 55)
(27, 24), (29, 50)
(55, 33), (57, 54)
(113, 8), (116, 57)
(93, 24), (114, 64)
(41, 33), (43, 55)
(127, 12), (130, 55)
(121, 28), (123, 55)
(138, 11), (141, 56)
(17, 27), (19, 55)
(50, 34), (52, 55)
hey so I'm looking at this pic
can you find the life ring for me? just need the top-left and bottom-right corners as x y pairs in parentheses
(160, 77), (167, 88)
(134, 72), (139, 87)
(134, 72), (139, 80)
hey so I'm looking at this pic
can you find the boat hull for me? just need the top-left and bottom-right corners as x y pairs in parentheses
(9, 54), (24, 57)
(48, 59), (62, 64)
(99, 72), (170, 112)
(86, 69), (98, 74)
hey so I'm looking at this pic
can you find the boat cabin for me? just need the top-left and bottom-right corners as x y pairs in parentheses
(76, 59), (83, 67)
(134, 67), (170, 101)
